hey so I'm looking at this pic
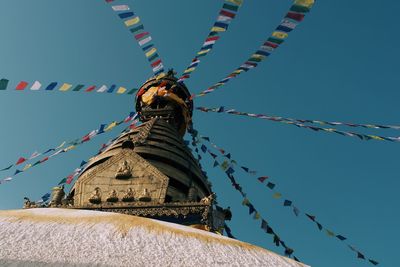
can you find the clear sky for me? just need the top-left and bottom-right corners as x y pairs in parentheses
(0, 1), (399, 266)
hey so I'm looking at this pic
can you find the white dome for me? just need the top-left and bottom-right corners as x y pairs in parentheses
(0, 208), (309, 267)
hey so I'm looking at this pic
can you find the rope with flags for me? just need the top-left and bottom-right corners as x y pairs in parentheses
(0, 78), (138, 95)
(0, 112), (138, 185)
(193, 0), (315, 98)
(197, 134), (379, 265)
(196, 106), (400, 142)
(106, 1), (165, 75)
(178, 0), (244, 83)
(189, 128), (302, 261)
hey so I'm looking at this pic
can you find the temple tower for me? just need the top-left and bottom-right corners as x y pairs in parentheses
(33, 71), (230, 231)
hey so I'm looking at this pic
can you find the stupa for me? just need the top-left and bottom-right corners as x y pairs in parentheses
(7, 71), (309, 266)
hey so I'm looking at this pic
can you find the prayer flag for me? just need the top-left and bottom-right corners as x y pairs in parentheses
(285, 12), (305, 21)
(16, 157), (27, 165)
(117, 87), (127, 94)
(80, 160), (87, 167)
(138, 36), (152, 46)
(368, 259), (379, 265)
(213, 161), (219, 167)
(58, 178), (67, 185)
(22, 164), (32, 171)
(105, 121), (117, 131)
(46, 82), (58, 91)
(112, 5), (130, 11)
(14, 169), (23, 175)
(294, 0), (315, 8)
(72, 84), (84, 91)
(293, 206), (300, 216)
(97, 85), (108, 93)
(118, 12), (134, 19)
(222, 3), (239, 12)
(16, 81), (28, 90)
(59, 83), (72, 91)
(226, 0), (243, 5)
(261, 219), (268, 232)
(0, 79), (9, 90)
(357, 252), (365, 260)
(135, 31), (149, 40)
(127, 88), (138, 95)
(272, 31), (289, 39)
(145, 48), (157, 58)
(306, 214), (316, 221)
(336, 235), (347, 241)
(258, 176), (269, 183)
(30, 81), (42, 90)
(125, 17), (140, 27)
(266, 182), (275, 189)
(273, 192), (282, 199)
(107, 84), (116, 93)
(284, 200), (292, 206)
(3, 177), (12, 182)
(130, 24), (144, 33)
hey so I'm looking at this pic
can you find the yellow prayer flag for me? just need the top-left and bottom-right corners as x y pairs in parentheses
(273, 192), (282, 199)
(125, 17), (140, 27)
(251, 54), (265, 60)
(145, 48), (157, 58)
(116, 87), (127, 94)
(210, 26), (226, 32)
(295, 0), (315, 8)
(184, 67), (195, 74)
(242, 198), (250, 206)
(254, 212), (261, 220)
(59, 83), (72, 92)
(326, 229), (335, 237)
(23, 164), (32, 171)
(197, 49), (211, 55)
(272, 31), (289, 39)
(105, 122), (117, 132)
(64, 145), (75, 152)
(233, 70), (243, 74)
(369, 135), (385, 141)
(227, 0), (243, 6)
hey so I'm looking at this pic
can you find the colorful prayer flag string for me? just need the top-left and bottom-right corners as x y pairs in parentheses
(0, 78), (138, 95)
(197, 134), (379, 265)
(0, 112), (138, 185)
(196, 106), (400, 143)
(106, 1), (165, 75)
(193, 0), (315, 98)
(178, 0), (244, 83)
(189, 129), (300, 261)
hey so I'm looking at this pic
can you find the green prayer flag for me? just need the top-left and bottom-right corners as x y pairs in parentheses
(290, 5), (311, 13)
(0, 79), (9, 90)
(72, 84), (85, 91)
(220, 160), (229, 171)
(267, 37), (284, 44)
(127, 88), (138, 95)
(223, 3), (239, 12)
(58, 178), (67, 185)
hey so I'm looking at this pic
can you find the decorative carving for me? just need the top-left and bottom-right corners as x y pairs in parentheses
(115, 160), (132, 179)
(89, 187), (102, 204)
(50, 186), (65, 206)
(23, 197), (36, 209)
(200, 193), (215, 206)
(122, 188), (135, 202)
(138, 188), (151, 202)
(106, 189), (118, 202)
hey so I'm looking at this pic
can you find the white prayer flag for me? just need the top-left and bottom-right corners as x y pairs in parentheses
(30, 81), (42, 90)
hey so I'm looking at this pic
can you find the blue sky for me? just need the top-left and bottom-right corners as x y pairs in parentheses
(0, 1), (399, 266)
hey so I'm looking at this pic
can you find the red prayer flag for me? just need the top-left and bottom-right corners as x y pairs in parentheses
(257, 176), (269, 183)
(40, 157), (49, 163)
(220, 10), (236, 18)
(264, 41), (279, 48)
(206, 36), (220, 42)
(285, 12), (305, 22)
(135, 32), (149, 40)
(16, 81), (28, 90)
(85, 85), (96, 92)
(16, 157), (27, 165)
(66, 174), (74, 184)
(151, 59), (162, 67)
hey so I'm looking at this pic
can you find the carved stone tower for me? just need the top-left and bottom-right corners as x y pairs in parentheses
(40, 71), (230, 231)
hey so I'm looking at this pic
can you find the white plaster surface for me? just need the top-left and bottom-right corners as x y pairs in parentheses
(0, 208), (309, 267)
